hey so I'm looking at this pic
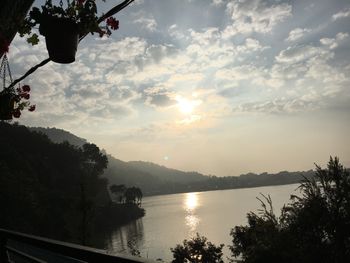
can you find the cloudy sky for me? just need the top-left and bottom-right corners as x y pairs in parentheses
(9, 0), (350, 176)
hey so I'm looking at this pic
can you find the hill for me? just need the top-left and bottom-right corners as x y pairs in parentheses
(31, 126), (315, 196)
(31, 127), (87, 147)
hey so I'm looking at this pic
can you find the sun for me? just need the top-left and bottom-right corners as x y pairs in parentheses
(176, 96), (201, 114)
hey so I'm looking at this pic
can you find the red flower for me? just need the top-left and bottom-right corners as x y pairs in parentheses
(106, 17), (119, 30)
(20, 93), (30, 100)
(22, 85), (31, 92)
(13, 109), (21, 118)
(28, 105), (36, 112)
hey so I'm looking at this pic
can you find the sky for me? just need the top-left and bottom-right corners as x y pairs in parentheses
(8, 0), (350, 176)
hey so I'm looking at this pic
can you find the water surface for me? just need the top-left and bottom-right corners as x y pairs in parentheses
(105, 184), (300, 261)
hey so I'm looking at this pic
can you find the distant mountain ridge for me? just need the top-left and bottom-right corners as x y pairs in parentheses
(31, 126), (314, 196)
(127, 161), (206, 183)
(31, 127), (87, 147)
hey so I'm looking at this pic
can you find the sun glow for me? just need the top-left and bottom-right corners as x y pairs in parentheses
(176, 96), (201, 114)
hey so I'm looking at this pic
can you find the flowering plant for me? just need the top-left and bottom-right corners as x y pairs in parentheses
(0, 84), (36, 120)
(18, 0), (120, 45)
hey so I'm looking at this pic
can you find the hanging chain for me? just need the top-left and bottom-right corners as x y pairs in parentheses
(0, 54), (13, 91)
(60, 0), (63, 7)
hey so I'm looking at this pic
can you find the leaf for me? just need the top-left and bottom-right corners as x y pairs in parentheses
(27, 34), (39, 45)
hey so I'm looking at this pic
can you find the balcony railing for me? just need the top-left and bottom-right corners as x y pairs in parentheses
(0, 228), (157, 263)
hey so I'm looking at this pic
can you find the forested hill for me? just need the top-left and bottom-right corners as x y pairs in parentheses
(127, 161), (206, 183)
(32, 126), (315, 196)
(31, 127), (87, 147)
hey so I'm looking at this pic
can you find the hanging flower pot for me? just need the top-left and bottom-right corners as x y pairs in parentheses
(18, 0), (121, 64)
(39, 17), (79, 64)
(0, 92), (15, 120)
(0, 55), (36, 121)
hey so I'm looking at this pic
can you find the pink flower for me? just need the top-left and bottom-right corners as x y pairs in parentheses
(20, 93), (30, 100)
(22, 85), (31, 92)
(106, 17), (119, 30)
(13, 109), (21, 118)
(28, 105), (36, 112)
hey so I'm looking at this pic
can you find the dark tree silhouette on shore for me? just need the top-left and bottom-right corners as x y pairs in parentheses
(0, 122), (144, 245)
(230, 157), (350, 263)
(124, 187), (143, 206)
(110, 184), (126, 203)
(171, 233), (224, 263)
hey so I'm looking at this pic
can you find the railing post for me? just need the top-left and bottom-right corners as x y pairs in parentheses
(0, 235), (8, 263)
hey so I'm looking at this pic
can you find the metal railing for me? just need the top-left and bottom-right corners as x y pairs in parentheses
(0, 228), (157, 263)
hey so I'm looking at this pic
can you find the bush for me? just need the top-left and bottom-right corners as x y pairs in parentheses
(230, 157), (350, 263)
(171, 233), (224, 263)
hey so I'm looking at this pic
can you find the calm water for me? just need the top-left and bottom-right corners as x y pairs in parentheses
(104, 184), (300, 261)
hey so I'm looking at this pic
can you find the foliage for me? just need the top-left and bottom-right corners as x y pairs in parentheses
(230, 157), (350, 263)
(0, 54), (35, 120)
(0, 122), (107, 242)
(0, 84), (35, 120)
(171, 233), (224, 263)
(110, 184), (143, 205)
(18, 0), (119, 45)
(0, 122), (145, 245)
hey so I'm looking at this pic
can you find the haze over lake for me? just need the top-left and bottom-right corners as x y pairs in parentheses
(104, 184), (300, 261)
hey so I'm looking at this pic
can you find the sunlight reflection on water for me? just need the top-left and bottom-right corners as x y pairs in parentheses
(184, 192), (200, 234)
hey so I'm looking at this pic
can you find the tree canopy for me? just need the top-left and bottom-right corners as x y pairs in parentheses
(230, 157), (350, 263)
(0, 122), (144, 245)
(171, 233), (224, 263)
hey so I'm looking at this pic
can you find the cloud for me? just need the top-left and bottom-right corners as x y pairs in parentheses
(146, 44), (178, 63)
(223, 0), (292, 37)
(320, 32), (349, 49)
(275, 45), (331, 64)
(211, 0), (225, 6)
(236, 38), (269, 53)
(134, 16), (158, 32)
(233, 97), (322, 114)
(145, 93), (176, 108)
(9, 0), (350, 142)
(332, 8), (350, 21)
(215, 64), (265, 81)
(168, 24), (188, 40)
(285, 28), (311, 42)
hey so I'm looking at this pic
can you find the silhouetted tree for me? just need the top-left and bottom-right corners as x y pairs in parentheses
(171, 233), (224, 263)
(110, 184), (126, 203)
(134, 187), (143, 206)
(78, 143), (108, 245)
(124, 187), (143, 206)
(230, 157), (350, 263)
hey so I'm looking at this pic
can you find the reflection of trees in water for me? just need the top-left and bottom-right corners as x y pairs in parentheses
(109, 219), (145, 256)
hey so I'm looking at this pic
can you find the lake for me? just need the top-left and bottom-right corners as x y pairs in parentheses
(104, 183), (300, 262)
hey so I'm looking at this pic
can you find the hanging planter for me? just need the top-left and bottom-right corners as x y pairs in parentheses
(39, 17), (79, 64)
(0, 54), (36, 121)
(18, 0), (120, 64)
(0, 93), (15, 120)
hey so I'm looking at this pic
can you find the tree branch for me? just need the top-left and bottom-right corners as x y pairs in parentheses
(7, 0), (135, 89)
